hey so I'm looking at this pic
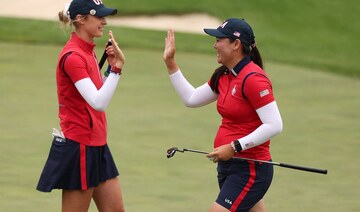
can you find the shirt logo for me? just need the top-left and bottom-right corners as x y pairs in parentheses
(259, 89), (269, 97)
(232, 85), (237, 96)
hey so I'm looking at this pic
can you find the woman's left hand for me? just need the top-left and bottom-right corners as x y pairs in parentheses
(207, 144), (235, 163)
(106, 30), (125, 69)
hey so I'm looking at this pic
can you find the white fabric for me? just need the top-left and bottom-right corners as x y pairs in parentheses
(169, 70), (218, 107)
(238, 101), (283, 150)
(52, 128), (64, 138)
(102, 75), (108, 83)
(75, 72), (121, 111)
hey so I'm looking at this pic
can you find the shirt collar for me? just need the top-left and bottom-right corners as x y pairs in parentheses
(230, 56), (251, 77)
(70, 32), (96, 54)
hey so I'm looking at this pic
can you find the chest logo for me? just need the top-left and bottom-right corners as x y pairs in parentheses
(232, 85), (237, 96)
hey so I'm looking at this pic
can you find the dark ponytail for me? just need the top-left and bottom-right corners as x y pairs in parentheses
(209, 65), (228, 94)
(242, 43), (263, 69)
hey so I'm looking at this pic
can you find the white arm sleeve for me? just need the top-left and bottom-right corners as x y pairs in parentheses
(237, 101), (283, 150)
(169, 70), (218, 107)
(102, 75), (108, 83)
(75, 72), (121, 111)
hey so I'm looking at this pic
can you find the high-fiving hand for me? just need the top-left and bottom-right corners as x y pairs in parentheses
(106, 30), (125, 69)
(163, 29), (179, 74)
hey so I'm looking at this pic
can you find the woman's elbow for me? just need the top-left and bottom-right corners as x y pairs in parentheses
(91, 102), (107, 112)
(183, 100), (204, 108)
(184, 102), (198, 108)
(274, 120), (283, 135)
(182, 96), (205, 108)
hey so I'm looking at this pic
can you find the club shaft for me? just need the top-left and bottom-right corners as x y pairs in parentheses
(183, 148), (209, 155)
(179, 148), (327, 175)
(278, 162), (328, 174)
(233, 157), (327, 174)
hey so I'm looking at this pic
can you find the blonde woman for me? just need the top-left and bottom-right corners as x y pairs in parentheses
(37, 1), (125, 211)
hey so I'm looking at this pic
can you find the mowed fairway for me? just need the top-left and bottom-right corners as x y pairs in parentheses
(0, 42), (359, 211)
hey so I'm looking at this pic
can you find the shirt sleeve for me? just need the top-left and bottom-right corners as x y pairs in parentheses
(169, 70), (218, 107)
(75, 73), (121, 111)
(238, 101), (283, 150)
(243, 74), (275, 109)
(63, 52), (89, 83)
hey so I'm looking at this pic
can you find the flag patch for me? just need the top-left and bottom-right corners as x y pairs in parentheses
(259, 89), (269, 97)
(245, 142), (255, 148)
(233, 31), (241, 37)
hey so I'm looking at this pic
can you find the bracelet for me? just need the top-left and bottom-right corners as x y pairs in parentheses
(110, 66), (122, 75)
(231, 140), (243, 153)
(104, 65), (111, 77)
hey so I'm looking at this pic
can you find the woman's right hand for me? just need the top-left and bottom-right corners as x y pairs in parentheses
(163, 29), (179, 74)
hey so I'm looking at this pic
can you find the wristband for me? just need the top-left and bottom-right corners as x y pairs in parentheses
(231, 140), (243, 153)
(110, 66), (122, 75)
(231, 141), (237, 153)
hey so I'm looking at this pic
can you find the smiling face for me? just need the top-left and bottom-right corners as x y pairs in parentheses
(74, 14), (107, 42)
(83, 15), (107, 38)
(213, 37), (243, 69)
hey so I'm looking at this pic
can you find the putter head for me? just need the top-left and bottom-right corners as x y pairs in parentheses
(166, 147), (178, 158)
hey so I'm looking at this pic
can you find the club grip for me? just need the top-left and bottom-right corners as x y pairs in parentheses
(279, 163), (328, 175)
(98, 41), (112, 70)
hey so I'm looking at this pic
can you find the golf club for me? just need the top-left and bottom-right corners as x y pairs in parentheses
(98, 40), (112, 70)
(166, 147), (328, 175)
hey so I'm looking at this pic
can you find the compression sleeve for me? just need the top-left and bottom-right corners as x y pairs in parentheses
(237, 101), (283, 150)
(75, 72), (121, 111)
(169, 70), (218, 107)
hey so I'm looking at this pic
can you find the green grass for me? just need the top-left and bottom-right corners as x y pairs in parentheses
(0, 1), (359, 210)
(0, 0), (359, 78)
(0, 42), (359, 211)
(107, 0), (360, 77)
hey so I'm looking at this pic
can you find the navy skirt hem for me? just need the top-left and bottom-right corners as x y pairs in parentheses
(37, 137), (119, 192)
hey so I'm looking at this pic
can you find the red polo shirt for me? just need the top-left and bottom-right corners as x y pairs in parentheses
(210, 58), (274, 160)
(56, 33), (107, 146)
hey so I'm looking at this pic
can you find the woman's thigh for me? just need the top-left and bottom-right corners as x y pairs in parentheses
(92, 177), (125, 212)
(62, 188), (94, 212)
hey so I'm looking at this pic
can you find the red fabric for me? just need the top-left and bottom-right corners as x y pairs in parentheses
(230, 161), (256, 211)
(210, 61), (274, 160)
(56, 33), (107, 146)
(80, 144), (88, 190)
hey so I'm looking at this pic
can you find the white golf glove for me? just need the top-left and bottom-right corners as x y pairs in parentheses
(52, 128), (64, 138)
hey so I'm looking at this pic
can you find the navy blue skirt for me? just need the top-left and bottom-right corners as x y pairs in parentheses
(216, 159), (273, 212)
(37, 137), (119, 192)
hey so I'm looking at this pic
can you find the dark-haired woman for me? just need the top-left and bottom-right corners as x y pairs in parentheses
(163, 18), (283, 212)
